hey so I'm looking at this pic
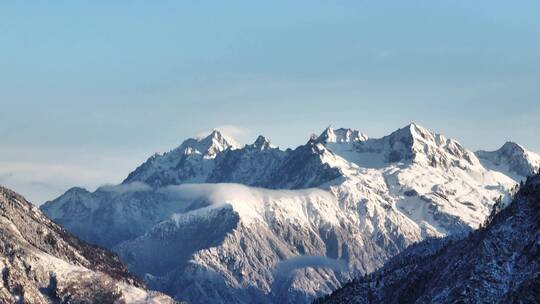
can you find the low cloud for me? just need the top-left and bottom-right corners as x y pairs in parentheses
(159, 183), (256, 203)
(159, 183), (334, 205)
(97, 182), (152, 194)
(159, 183), (338, 225)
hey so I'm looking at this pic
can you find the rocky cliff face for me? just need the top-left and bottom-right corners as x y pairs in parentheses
(316, 172), (540, 304)
(0, 186), (174, 303)
(41, 123), (540, 303)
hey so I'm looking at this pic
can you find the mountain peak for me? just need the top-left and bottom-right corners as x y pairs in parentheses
(207, 129), (227, 140)
(500, 141), (526, 154)
(408, 121), (422, 129)
(381, 123), (477, 167)
(392, 122), (464, 148)
(476, 141), (540, 178)
(200, 129), (238, 146)
(318, 127), (368, 143)
(180, 129), (240, 158)
(396, 122), (434, 141)
(249, 135), (274, 150)
(308, 133), (319, 143)
(122, 129), (240, 185)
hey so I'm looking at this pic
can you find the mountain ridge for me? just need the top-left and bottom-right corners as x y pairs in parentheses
(41, 123), (540, 303)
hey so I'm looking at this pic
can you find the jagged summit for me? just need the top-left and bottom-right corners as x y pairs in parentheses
(122, 127), (342, 189)
(320, 122), (477, 169)
(308, 133), (320, 143)
(385, 122), (477, 167)
(386, 122), (444, 146)
(179, 129), (240, 158)
(249, 135), (274, 150)
(123, 129), (240, 185)
(318, 127), (368, 143)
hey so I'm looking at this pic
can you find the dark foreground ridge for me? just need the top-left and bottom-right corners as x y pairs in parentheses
(0, 186), (174, 303)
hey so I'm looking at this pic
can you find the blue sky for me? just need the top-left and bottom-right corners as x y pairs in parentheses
(1, 1), (539, 203)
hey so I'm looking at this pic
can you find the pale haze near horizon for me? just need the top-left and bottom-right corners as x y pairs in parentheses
(0, 1), (539, 203)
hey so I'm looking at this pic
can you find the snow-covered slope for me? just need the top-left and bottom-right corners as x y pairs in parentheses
(41, 123), (539, 303)
(316, 172), (540, 304)
(0, 185), (174, 304)
(476, 141), (540, 180)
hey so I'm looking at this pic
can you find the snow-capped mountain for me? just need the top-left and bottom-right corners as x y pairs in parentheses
(123, 130), (341, 190)
(0, 185), (174, 303)
(316, 172), (540, 304)
(123, 129), (241, 187)
(40, 123), (540, 303)
(318, 127), (368, 144)
(476, 141), (540, 180)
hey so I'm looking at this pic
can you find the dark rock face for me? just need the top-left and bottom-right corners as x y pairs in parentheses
(316, 173), (540, 304)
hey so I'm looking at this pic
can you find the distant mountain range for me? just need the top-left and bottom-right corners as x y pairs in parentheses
(40, 123), (540, 303)
(0, 185), (174, 303)
(316, 171), (540, 303)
